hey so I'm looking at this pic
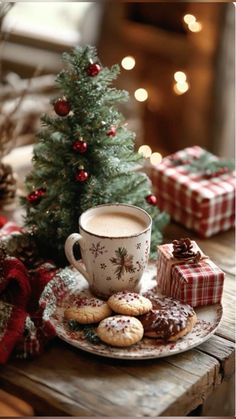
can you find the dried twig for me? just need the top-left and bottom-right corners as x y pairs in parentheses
(0, 4), (55, 158)
(0, 67), (46, 157)
(0, 74), (56, 100)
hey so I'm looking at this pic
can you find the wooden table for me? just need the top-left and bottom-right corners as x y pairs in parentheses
(0, 223), (234, 416)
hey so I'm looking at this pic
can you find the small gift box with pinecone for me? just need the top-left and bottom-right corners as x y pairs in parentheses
(150, 146), (235, 237)
(157, 238), (225, 307)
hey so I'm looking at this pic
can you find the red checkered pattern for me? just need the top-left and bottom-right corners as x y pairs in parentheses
(157, 242), (225, 307)
(150, 146), (235, 237)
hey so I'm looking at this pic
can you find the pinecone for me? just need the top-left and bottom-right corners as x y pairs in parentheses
(0, 162), (17, 208)
(0, 231), (43, 269)
(172, 238), (201, 262)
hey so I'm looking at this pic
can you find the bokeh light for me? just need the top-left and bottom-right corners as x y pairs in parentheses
(174, 71), (187, 83)
(134, 88), (148, 102)
(121, 56), (136, 70)
(150, 152), (163, 165)
(173, 81), (189, 95)
(138, 145), (152, 158)
(188, 21), (202, 32)
(183, 14), (196, 25)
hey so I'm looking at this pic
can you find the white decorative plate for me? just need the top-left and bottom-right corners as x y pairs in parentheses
(40, 264), (223, 360)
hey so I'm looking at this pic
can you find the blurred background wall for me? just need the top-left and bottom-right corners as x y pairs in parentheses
(0, 2), (234, 162)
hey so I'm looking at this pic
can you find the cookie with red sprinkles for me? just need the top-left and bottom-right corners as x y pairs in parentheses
(97, 315), (144, 347)
(107, 291), (152, 316)
(64, 297), (112, 324)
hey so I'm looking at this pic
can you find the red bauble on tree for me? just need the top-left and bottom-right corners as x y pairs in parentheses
(146, 194), (157, 205)
(27, 188), (46, 204)
(72, 139), (88, 154)
(53, 97), (71, 116)
(87, 63), (101, 77)
(75, 168), (89, 182)
(106, 126), (116, 137)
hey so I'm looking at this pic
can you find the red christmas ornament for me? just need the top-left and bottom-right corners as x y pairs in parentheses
(87, 63), (101, 77)
(146, 194), (157, 205)
(27, 188), (46, 204)
(75, 169), (89, 182)
(72, 139), (88, 154)
(106, 126), (116, 137)
(53, 97), (71, 117)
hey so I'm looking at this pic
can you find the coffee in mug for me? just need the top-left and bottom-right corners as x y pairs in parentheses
(64, 204), (152, 298)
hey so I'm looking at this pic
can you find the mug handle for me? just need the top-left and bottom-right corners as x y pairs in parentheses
(64, 233), (90, 283)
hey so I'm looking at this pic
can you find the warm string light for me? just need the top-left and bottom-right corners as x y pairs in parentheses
(183, 13), (202, 33)
(138, 145), (152, 158)
(138, 146), (163, 165)
(174, 71), (186, 83)
(121, 56), (136, 70)
(118, 16), (201, 168)
(150, 152), (162, 165)
(173, 71), (189, 95)
(173, 82), (189, 95)
(121, 57), (149, 102)
(119, 14), (202, 106)
(134, 88), (148, 102)
(188, 21), (202, 32)
(183, 14), (196, 25)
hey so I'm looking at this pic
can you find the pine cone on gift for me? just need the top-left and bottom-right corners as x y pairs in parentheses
(0, 162), (17, 208)
(172, 238), (201, 262)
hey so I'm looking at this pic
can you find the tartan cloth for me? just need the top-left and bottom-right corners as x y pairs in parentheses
(157, 242), (225, 307)
(150, 146), (235, 237)
(156, 199), (235, 237)
(0, 219), (58, 364)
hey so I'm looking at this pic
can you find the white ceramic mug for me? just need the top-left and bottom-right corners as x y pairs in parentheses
(64, 204), (152, 298)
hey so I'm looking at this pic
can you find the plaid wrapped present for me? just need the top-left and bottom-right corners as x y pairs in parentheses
(157, 241), (225, 307)
(150, 146), (235, 237)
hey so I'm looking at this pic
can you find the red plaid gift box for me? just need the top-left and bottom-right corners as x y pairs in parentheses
(150, 146), (235, 237)
(157, 241), (225, 307)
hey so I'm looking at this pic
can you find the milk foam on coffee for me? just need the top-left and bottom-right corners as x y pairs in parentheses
(84, 211), (147, 237)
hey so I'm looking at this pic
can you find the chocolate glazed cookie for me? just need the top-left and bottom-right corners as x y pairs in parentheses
(139, 295), (197, 342)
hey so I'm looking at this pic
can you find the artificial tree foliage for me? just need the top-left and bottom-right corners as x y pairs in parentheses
(22, 46), (169, 264)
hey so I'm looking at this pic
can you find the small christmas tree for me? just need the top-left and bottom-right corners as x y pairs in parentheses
(22, 46), (169, 264)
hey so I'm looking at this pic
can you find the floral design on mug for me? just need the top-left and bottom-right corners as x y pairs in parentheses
(100, 263), (107, 270)
(136, 243), (141, 250)
(136, 258), (146, 272)
(89, 242), (108, 259)
(110, 247), (136, 280)
(106, 276), (112, 281)
(145, 239), (150, 261)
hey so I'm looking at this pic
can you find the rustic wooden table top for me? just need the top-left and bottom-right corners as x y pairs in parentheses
(0, 222), (235, 417)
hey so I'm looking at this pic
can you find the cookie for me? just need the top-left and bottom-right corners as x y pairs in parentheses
(107, 291), (152, 316)
(143, 294), (195, 314)
(64, 296), (112, 324)
(97, 315), (144, 347)
(139, 296), (197, 342)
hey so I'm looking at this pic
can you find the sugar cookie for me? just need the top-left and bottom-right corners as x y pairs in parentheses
(97, 315), (144, 347)
(107, 291), (152, 316)
(64, 297), (112, 324)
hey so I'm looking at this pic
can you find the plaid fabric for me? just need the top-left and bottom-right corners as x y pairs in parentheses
(157, 198), (235, 237)
(150, 146), (235, 237)
(157, 242), (225, 307)
(0, 218), (58, 363)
